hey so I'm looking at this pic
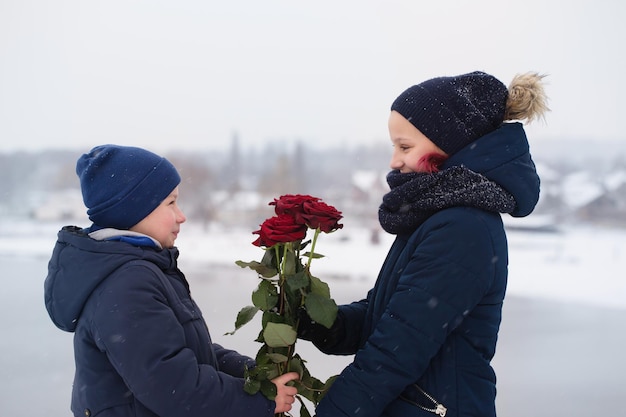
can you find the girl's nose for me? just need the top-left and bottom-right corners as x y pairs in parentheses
(389, 153), (402, 170)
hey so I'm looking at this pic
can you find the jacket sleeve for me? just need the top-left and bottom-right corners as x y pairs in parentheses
(91, 263), (274, 417)
(212, 343), (256, 378)
(298, 298), (369, 355)
(316, 209), (502, 417)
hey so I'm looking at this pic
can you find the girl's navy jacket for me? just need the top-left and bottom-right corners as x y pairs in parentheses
(308, 123), (540, 417)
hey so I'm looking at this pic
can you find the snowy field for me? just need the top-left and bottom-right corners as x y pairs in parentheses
(1, 218), (625, 416)
(2, 218), (625, 311)
(177, 219), (626, 311)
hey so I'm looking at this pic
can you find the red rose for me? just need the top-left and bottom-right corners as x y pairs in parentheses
(270, 194), (320, 225)
(252, 214), (308, 247)
(301, 200), (343, 233)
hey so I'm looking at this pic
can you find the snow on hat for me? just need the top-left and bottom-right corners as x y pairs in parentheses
(391, 71), (508, 155)
(76, 145), (181, 229)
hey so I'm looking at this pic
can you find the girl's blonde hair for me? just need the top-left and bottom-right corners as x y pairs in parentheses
(504, 72), (550, 124)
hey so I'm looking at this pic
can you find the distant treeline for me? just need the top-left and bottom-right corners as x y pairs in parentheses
(2, 137), (626, 228)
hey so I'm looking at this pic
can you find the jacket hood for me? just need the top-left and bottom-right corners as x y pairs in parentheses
(440, 122), (540, 217)
(44, 226), (179, 332)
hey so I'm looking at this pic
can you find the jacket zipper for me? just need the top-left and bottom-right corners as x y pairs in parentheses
(400, 384), (447, 416)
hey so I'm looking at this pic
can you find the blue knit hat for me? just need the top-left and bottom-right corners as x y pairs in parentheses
(391, 71), (508, 155)
(76, 145), (181, 229)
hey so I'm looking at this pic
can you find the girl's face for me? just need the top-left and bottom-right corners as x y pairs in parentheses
(388, 110), (447, 173)
(130, 186), (186, 248)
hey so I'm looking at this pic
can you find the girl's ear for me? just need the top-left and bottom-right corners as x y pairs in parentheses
(417, 152), (448, 173)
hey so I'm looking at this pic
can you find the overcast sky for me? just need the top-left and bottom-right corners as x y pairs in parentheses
(0, 0), (623, 154)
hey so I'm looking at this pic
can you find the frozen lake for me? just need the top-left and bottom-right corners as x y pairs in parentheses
(1, 220), (625, 416)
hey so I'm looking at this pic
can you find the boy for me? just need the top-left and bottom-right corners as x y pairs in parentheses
(44, 145), (297, 417)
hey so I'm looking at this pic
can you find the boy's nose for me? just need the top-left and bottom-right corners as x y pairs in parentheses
(177, 208), (187, 223)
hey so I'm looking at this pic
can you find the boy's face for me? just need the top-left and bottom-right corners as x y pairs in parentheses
(130, 186), (186, 248)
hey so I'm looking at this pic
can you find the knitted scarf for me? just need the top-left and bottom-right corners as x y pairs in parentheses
(378, 166), (516, 235)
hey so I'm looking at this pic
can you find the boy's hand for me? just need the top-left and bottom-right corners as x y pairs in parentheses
(272, 372), (299, 414)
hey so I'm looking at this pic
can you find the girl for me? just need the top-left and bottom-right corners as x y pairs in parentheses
(298, 71), (548, 417)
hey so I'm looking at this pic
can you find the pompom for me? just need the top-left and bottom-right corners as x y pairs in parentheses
(504, 72), (550, 124)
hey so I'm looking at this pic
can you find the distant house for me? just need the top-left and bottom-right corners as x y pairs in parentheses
(574, 181), (626, 226)
(31, 189), (85, 222)
(560, 170), (604, 209)
(344, 170), (388, 243)
(344, 170), (387, 216)
(208, 190), (265, 228)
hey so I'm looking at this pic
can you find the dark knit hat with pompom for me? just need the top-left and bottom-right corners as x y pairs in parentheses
(76, 145), (181, 229)
(391, 71), (508, 155)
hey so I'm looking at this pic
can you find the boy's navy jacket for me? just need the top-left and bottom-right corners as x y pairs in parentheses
(44, 228), (274, 417)
(310, 123), (540, 417)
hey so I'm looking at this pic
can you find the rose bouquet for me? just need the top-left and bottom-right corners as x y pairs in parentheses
(228, 194), (343, 417)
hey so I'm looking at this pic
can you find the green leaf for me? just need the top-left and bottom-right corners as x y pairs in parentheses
(254, 345), (271, 365)
(309, 275), (331, 298)
(244, 377), (261, 395)
(304, 293), (338, 329)
(260, 312), (289, 339)
(313, 374), (339, 403)
(262, 311), (286, 326)
(235, 260), (278, 278)
(293, 355), (325, 403)
(264, 364), (281, 381)
(243, 365), (263, 395)
(224, 305), (259, 335)
(267, 353), (289, 363)
(252, 280), (278, 311)
(288, 355), (305, 378)
(299, 401), (313, 417)
(285, 270), (310, 292)
(248, 356), (281, 381)
(260, 379), (278, 400)
(261, 248), (277, 269)
(253, 362), (280, 381)
(323, 374), (338, 392)
(283, 248), (298, 275)
(265, 346), (289, 364)
(263, 322), (297, 347)
(255, 329), (264, 343)
(302, 251), (325, 259)
(283, 289), (302, 326)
